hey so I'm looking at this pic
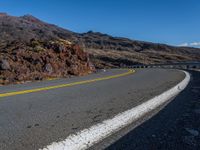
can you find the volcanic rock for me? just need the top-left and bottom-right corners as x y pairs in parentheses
(0, 39), (94, 85)
(0, 59), (10, 70)
(0, 13), (200, 84)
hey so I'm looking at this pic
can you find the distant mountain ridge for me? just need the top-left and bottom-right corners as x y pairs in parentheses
(76, 31), (200, 68)
(0, 14), (76, 44)
(0, 13), (200, 69)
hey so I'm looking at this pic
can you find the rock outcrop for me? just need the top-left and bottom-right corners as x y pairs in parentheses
(0, 39), (94, 85)
(0, 13), (200, 84)
(0, 13), (95, 85)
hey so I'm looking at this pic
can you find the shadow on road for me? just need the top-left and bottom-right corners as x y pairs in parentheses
(106, 70), (200, 150)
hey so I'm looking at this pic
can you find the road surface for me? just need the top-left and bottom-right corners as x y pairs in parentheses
(0, 69), (185, 150)
(106, 70), (200, 150)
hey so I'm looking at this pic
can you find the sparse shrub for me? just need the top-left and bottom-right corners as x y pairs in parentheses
(33, 45), (45, 52)
(29, 39), (46, 52)
(30, 39), (40, 47)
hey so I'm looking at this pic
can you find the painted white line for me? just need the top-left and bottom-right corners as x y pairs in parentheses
(40, 71), (190, 150)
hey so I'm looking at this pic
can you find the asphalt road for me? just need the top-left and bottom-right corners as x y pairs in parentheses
(0, 69), (185, 150)
(106, 70), (200, 150)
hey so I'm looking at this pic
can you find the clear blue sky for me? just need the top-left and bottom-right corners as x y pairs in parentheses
(1, 0), (200, 47)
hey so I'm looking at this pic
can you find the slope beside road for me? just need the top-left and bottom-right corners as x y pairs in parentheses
(0, 69), (186, 150)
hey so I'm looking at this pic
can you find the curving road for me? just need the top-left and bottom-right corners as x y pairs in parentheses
(0, 69), (186, 150)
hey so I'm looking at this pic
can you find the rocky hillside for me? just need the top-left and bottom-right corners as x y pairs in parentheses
(0, 13), (94, 85)
(0, 39), (94, 85)
(0, 13), (200, 84)
(0, 13), (76, 43)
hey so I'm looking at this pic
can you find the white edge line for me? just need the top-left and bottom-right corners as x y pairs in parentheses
(40, 70), (190, 150)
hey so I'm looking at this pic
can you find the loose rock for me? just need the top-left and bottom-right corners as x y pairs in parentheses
(0, 59), (10, 70)
(185, 128), (199, 136)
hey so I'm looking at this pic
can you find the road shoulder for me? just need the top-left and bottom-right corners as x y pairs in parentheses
(106, 70), (200, 150)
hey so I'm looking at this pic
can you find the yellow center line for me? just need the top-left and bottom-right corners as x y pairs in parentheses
(0, 69), (135, 98)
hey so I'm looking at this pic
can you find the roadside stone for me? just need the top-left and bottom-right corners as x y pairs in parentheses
(183, 136), (196, 146)
(185, 128), (199, 136)
(44, 63), (53, 74)
(0, 59), (10, 70)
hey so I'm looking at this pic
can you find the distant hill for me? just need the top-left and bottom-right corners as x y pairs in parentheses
(0, 13), (76, 43)
(77, 31), (200, 68)
(0, 13), (200, 71)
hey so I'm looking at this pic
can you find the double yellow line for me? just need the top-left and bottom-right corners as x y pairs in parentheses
(0, 69), (135, 98)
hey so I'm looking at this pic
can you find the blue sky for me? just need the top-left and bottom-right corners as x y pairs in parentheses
(0, 0), (200, 47)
